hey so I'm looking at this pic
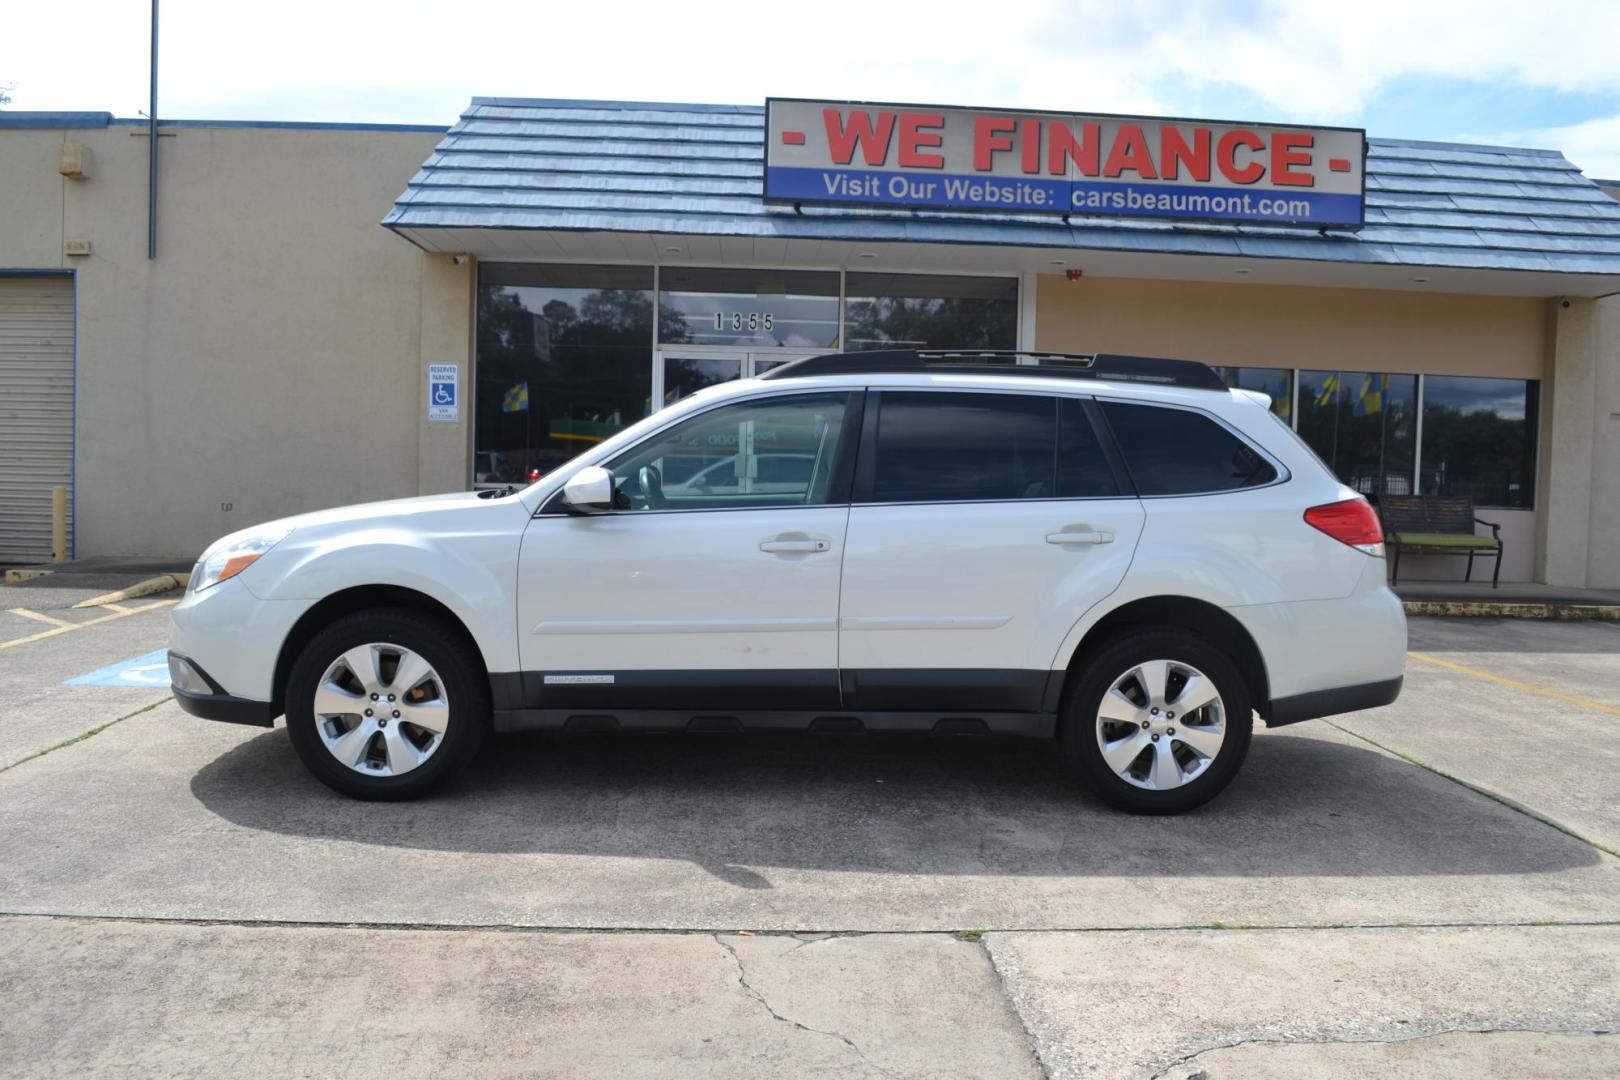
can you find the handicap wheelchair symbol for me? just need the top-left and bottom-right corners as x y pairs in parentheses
(432, 382), (455, 405)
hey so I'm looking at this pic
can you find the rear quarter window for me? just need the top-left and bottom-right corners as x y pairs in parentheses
(1102, 401), (1279, 495)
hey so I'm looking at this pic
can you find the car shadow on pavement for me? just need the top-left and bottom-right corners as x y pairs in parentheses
(188, 726), (1600, 883)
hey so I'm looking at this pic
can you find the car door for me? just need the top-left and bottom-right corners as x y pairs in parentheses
(516, 389), (860, 710)
(837, 389), (1145, 712)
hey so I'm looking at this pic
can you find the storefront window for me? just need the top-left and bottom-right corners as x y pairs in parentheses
(475, 263), (655, 484)
(1212, 366), (1292, 421)
(1419, 376), (1538, 508)
(1297, 370), (1417, 499)
(658, 268), (839, 348)
(844, 273), (1017, 351)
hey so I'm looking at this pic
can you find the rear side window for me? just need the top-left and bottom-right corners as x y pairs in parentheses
(872, 392), (1056, 502)
(1102, 402), (1279, 495)
(1058, 399), (1120, 498)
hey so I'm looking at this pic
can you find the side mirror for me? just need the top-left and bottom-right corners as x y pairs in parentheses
(560, 465), (615, 512)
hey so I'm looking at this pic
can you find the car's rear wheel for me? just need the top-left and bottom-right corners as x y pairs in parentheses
(1060, 631), (1253, 814)
(285, 609), (488, 800)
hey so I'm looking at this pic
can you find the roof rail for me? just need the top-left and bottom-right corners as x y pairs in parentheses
(756, 349), (1228, 391)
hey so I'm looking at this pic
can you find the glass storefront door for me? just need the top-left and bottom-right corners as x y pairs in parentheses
(656, 349), (820, 408)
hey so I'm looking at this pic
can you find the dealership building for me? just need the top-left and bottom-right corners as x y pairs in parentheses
(1, 97), (1618, 586)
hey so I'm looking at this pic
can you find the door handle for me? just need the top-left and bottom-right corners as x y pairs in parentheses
(760, 537), (831, 554)
(1046, 529), (1114, 546)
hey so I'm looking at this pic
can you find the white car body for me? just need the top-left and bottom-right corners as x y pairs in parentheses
(170, 352), (1406, 808)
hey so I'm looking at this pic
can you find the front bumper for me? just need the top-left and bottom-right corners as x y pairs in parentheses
(168, 651), (276, 727)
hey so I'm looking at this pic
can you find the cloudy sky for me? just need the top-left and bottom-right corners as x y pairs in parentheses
(5, 0), (1619, 178)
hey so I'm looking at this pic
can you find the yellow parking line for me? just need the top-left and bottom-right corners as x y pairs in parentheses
(6, 607), (75, 629)
(0, 599), (177, 651)
(101, 603), (134, 615)
(1407, 650), (1620, 718)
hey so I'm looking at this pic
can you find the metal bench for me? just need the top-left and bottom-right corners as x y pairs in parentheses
(1379, 495), (1503, 587)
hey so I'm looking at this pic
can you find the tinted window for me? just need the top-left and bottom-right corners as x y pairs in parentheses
(476, 263), (654, 485)
(1419, 376), (1538, 509)
(1103, 402), (1278, 495)
(607, 393), (851, 511)
(844, 273), (1017, 352)
(872, 392), (1056, 503)
(1058, 399), (1120, 497)
(1297, 370), (1416, 498)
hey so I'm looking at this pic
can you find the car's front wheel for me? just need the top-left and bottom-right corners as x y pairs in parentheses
(284, 609), (488, 800)
(1060, 631), (1253, 814)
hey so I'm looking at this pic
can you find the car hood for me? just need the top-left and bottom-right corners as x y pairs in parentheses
(198, 490), (502, 559)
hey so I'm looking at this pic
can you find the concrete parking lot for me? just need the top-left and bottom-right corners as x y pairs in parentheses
(1, 576), (1616, 1078)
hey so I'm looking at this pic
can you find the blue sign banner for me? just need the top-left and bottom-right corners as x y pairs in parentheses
(764, 98), (1366, 229)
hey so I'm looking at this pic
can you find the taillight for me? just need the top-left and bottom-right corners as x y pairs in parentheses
(1304, 498), (1385, 555)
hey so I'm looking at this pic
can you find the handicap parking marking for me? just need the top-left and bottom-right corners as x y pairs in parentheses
(64, 649), (173, 688)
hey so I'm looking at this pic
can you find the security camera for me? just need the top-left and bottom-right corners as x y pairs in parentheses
(451, 253), (471, 266)
(1560, 297), (1571, 308)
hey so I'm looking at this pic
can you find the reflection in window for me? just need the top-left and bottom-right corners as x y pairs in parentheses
(1420, 376), (1538, 508)
(1212, 366), (1292, 422)
(659, 268), (839, 348)
(873, 392), (1057, 503)
(476, 264), (658, 485)
(1297, 370), (1417, 499)
(663, 356), (741, 405)
(606, 393), (852, 510)
(844, 273), (1017, 351)
(1103, 403), (1277, 495)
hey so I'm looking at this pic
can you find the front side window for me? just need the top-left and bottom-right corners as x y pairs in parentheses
(476, 263), (654, 485)
(1419, 376), (1538, 509)
(1102, 402), (1278, 495)
(844, 273), (1017, 352)
(606, 392), (853, 511)
(871, 392), (1058, 503)
(1296, 370), (1417, 498)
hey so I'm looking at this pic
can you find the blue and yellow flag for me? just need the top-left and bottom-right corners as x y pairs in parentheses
(501, 382), (529, 412)
(1353, 374), (1385, 417)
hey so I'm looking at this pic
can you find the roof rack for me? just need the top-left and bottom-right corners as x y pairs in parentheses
(756, 349), (1228, 391)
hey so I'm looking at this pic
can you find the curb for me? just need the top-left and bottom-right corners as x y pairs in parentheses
(71, 573), (190, 609)
(3, 568), (54, 583)
(1402, 600), (1620, 621)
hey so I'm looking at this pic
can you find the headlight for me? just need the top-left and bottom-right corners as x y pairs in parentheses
(189, 529), (291, 593)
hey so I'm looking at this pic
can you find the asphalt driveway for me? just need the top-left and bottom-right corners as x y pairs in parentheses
(1, 591), (1616, 1078)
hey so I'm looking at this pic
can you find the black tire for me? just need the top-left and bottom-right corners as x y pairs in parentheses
(1059, 630), (1253, 814)
(284, 608), (488, 800)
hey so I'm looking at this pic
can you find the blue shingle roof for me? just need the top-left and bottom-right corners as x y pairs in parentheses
(384, 98), (1620, 276)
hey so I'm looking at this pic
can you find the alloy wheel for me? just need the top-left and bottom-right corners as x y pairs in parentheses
(1094, 658), (1226, 791)
(313, 643), (450, 776)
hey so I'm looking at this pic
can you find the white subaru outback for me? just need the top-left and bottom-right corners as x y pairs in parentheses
(169, 350), (1405, 813)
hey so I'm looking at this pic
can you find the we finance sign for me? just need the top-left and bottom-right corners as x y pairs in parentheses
(764, 99), (1366, 228)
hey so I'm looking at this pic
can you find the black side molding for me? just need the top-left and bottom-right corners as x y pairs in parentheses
(174, 686), (277, 727)
(1266, 676), (1403, 728)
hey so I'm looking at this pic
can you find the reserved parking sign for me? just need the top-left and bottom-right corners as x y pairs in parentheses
(427, 363), (460, 423)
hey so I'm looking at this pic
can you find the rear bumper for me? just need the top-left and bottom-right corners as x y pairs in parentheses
(1267, 675), (1403, 727)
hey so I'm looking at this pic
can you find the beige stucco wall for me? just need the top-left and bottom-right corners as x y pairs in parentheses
(1034, 274), (1546, 378)
(1584, 295), (1620, 589)
(0, 123), (467, 558)
(1035, 274), (1549, 582)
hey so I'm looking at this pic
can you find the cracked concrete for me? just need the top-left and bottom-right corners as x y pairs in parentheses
(1155, 1030), (1620, 1079)
(983, 925), (1620, 1079)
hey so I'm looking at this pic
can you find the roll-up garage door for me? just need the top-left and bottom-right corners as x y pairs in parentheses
(0, 277), (74, 562)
